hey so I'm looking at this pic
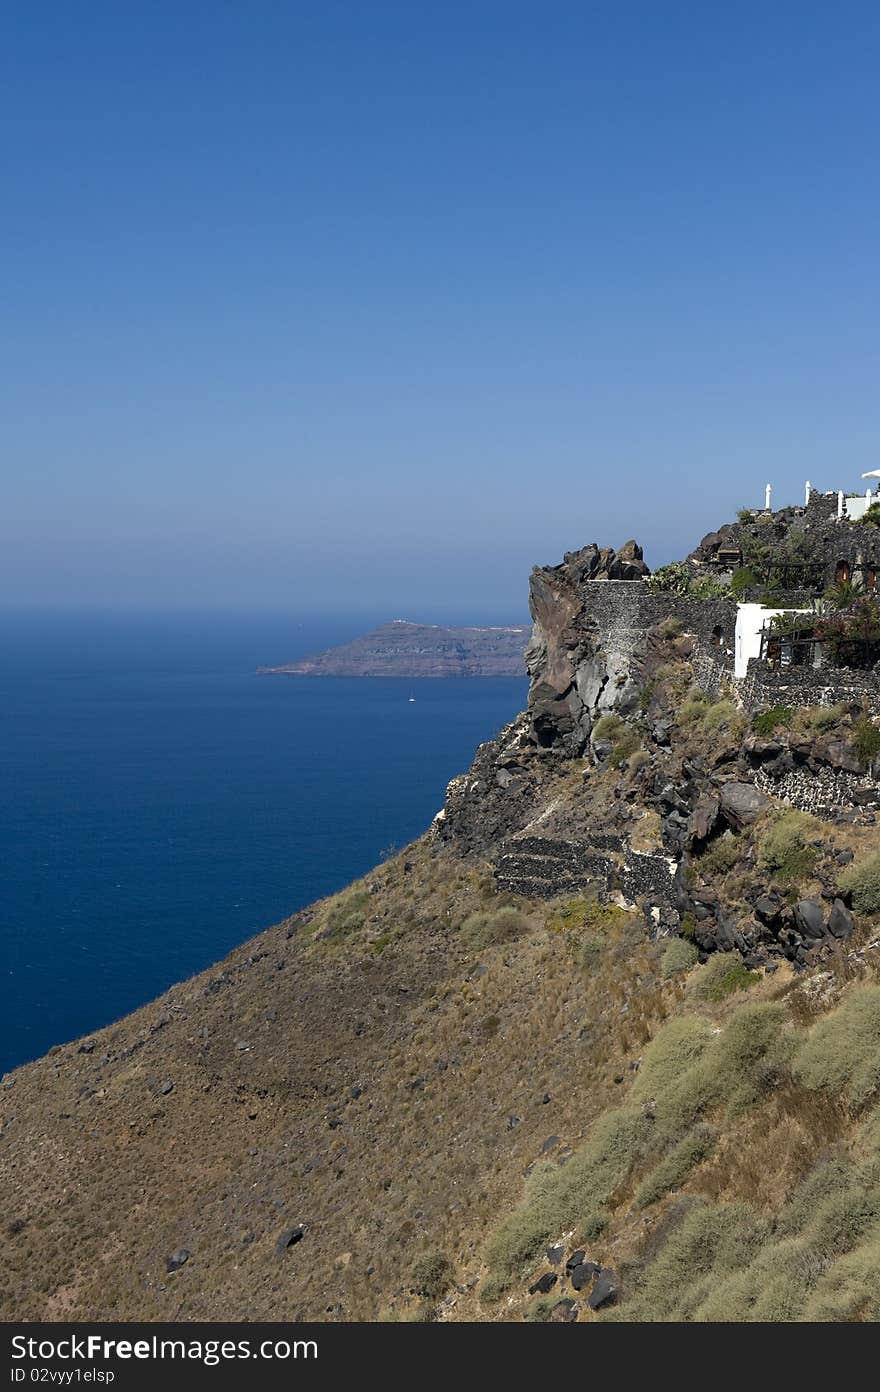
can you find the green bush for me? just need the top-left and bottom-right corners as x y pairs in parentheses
(460, 906), (530, 950)
(793, 985), (880, 1109)
(412, 1252), (454, 1300)
(680, 690), (710, 723)
(686, 952), (760, 1003)
(484, 1006), (787, 1291)
(757, 810), (820, 885)
(602, 1201), (761, 1322)
(803, 1232), (880, 1320)
(796, 704), (846, 733)
(853, 715), (880, 766)
(315, 889), (370, 940)
(731, 565), (759, 596)
(546, 896), (630, 935)
(609, 731), (641, 768)
(752, 706), (793, 736)
(839, 852), (880, 914)
(699, 834), (740, 878)
(702, 700), (741, 732)
(649, 565), (692, 596)
(690, 576), (731, 600)
(661, 938), (699, 979)
(680, 692), (742, 733)
(485, 1107), (651, 1282)
(634, 1125), (715, 1208)
(629, 1016), (714, 1105)
(593, 712), (624, 739)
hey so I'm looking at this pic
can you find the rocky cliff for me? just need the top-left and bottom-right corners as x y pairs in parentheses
(4, 523), (880, 1324)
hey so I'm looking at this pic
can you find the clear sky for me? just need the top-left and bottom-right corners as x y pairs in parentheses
(3, 2), (879, 617)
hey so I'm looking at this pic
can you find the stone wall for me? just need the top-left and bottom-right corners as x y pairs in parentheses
(526, 561), (737, 750)
(741, 659), (880, 715)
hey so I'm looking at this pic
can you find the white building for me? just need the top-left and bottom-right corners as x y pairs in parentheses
(734, 602), (813, 679)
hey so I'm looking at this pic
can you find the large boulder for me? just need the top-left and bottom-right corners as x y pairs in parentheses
(608, 539), (650, 580)
(754, 892), (784, 926)
(588, 1271), (618, 1310)
(792, 900), (826, 940)
(828, 898), (855, 940)
(718, 781), (769, 828)
(689, 793), (721, 844)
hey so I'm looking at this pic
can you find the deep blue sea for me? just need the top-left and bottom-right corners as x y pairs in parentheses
(0, 613), (527, 1075)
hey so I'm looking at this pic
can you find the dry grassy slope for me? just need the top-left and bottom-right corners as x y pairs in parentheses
(3, 791), (880, 1321)
(0, 835), (668, 1321)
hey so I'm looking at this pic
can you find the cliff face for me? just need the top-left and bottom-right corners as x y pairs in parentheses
(5, 522), (880, 1325)
(439, 536), (878, 960)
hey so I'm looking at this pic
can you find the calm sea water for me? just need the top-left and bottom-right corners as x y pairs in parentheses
(0, 613), (527, 1074)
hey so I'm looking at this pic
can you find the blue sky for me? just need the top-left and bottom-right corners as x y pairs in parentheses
(3, 2), (879, 616)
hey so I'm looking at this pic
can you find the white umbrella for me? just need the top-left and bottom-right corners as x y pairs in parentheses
(862, 470), (880, 479)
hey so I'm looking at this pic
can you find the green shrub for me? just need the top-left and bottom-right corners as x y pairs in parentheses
(460, 907), (530, 950)
(839, 852), (880, 914)
(793, 984), (880, 1109)
(853, 715), (880, 766)
(757, 810), (820, 885)
(796, 704), (846, 733)
(412, 1252), (454, 1300)
(661, 938), (699, 979)
(609, 731), (641, 768)
(649, 565), (692, 596)
(593, 713), (625, 740)
(561, 900), (636, 971)
(690, 576), (731, 600)
(485, 1107), (652, 1282)
(629, 1015), (714, 1105)
(478, 1273), (508, 1305)
(680, 912), (697, 941)
(602, 1201), (763, 1321)
(802, 1232), (880, 1320)
(699, 834), (740, 878)
(731, 565), (759, 595)
(737, 509), (756, 524)
(568, 933), (603, 971)
(752, 706), (793, 736)
(680, 690), (710, 723)
(634, 1125), (715, 1208)
(524, 1296), (557, 1321)
(485, 1006), (787, 1292)
(702, 700), (741, 732)
(679, 692), (742, 734)
(546, 896), (630, 935)
(315, 889), (370, 940)
(658, 615), (685, 638)
(686, 952), (760, 1003)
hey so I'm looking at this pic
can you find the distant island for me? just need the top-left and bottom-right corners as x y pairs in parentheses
(258, 619), (529, 678)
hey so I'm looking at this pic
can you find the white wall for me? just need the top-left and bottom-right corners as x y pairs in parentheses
(844, 494), (873, 521)
(734, 603), (812, 679)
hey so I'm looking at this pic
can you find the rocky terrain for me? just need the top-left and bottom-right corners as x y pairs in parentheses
(259, 620), (529, 678)
(4, 525), (880, 1323)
